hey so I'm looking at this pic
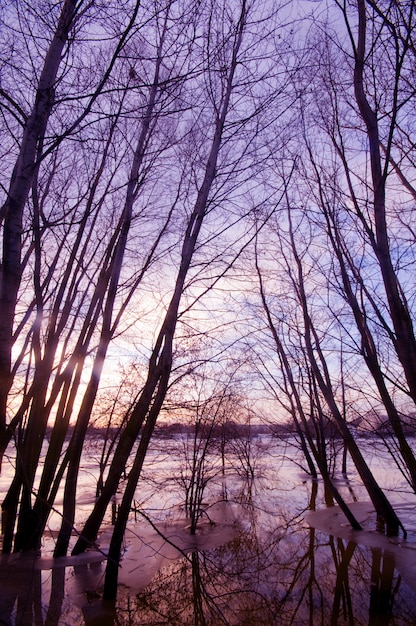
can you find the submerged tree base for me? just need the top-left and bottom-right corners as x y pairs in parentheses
(307, 501), (416, 584)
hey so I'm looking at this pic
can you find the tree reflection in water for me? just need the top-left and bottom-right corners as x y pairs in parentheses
(0, 556), (107, 626)
(1, 480), (416, 624)
(113, 490), (416, 625)
(0, 565), (43, 625)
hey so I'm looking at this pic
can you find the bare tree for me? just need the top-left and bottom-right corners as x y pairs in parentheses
(0, 0), (191, 552)
(256, 197), (405, 534)
(0, 0), (143, 440)
(290, 0), (416, 487)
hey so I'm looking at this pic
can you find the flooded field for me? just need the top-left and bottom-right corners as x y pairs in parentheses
(1, 435), (416, 625)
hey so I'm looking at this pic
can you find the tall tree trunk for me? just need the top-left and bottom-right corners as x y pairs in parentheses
(256, 250), (362, 531)
(287, 209), (405, 536)
(74, 2), (249, 561)
(353, 0), (416, 404)
(306, 135), (416, 492)
(0, 0), (78, 437)
(102, 1), (248, 599)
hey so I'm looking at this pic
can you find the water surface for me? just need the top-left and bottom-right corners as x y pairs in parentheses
(1, 435), (416, 625)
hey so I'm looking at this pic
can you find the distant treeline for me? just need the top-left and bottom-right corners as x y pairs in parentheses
(47, 416), (416, 444)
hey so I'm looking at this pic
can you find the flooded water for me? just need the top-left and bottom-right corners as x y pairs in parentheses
(1, 435), (416, 625)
